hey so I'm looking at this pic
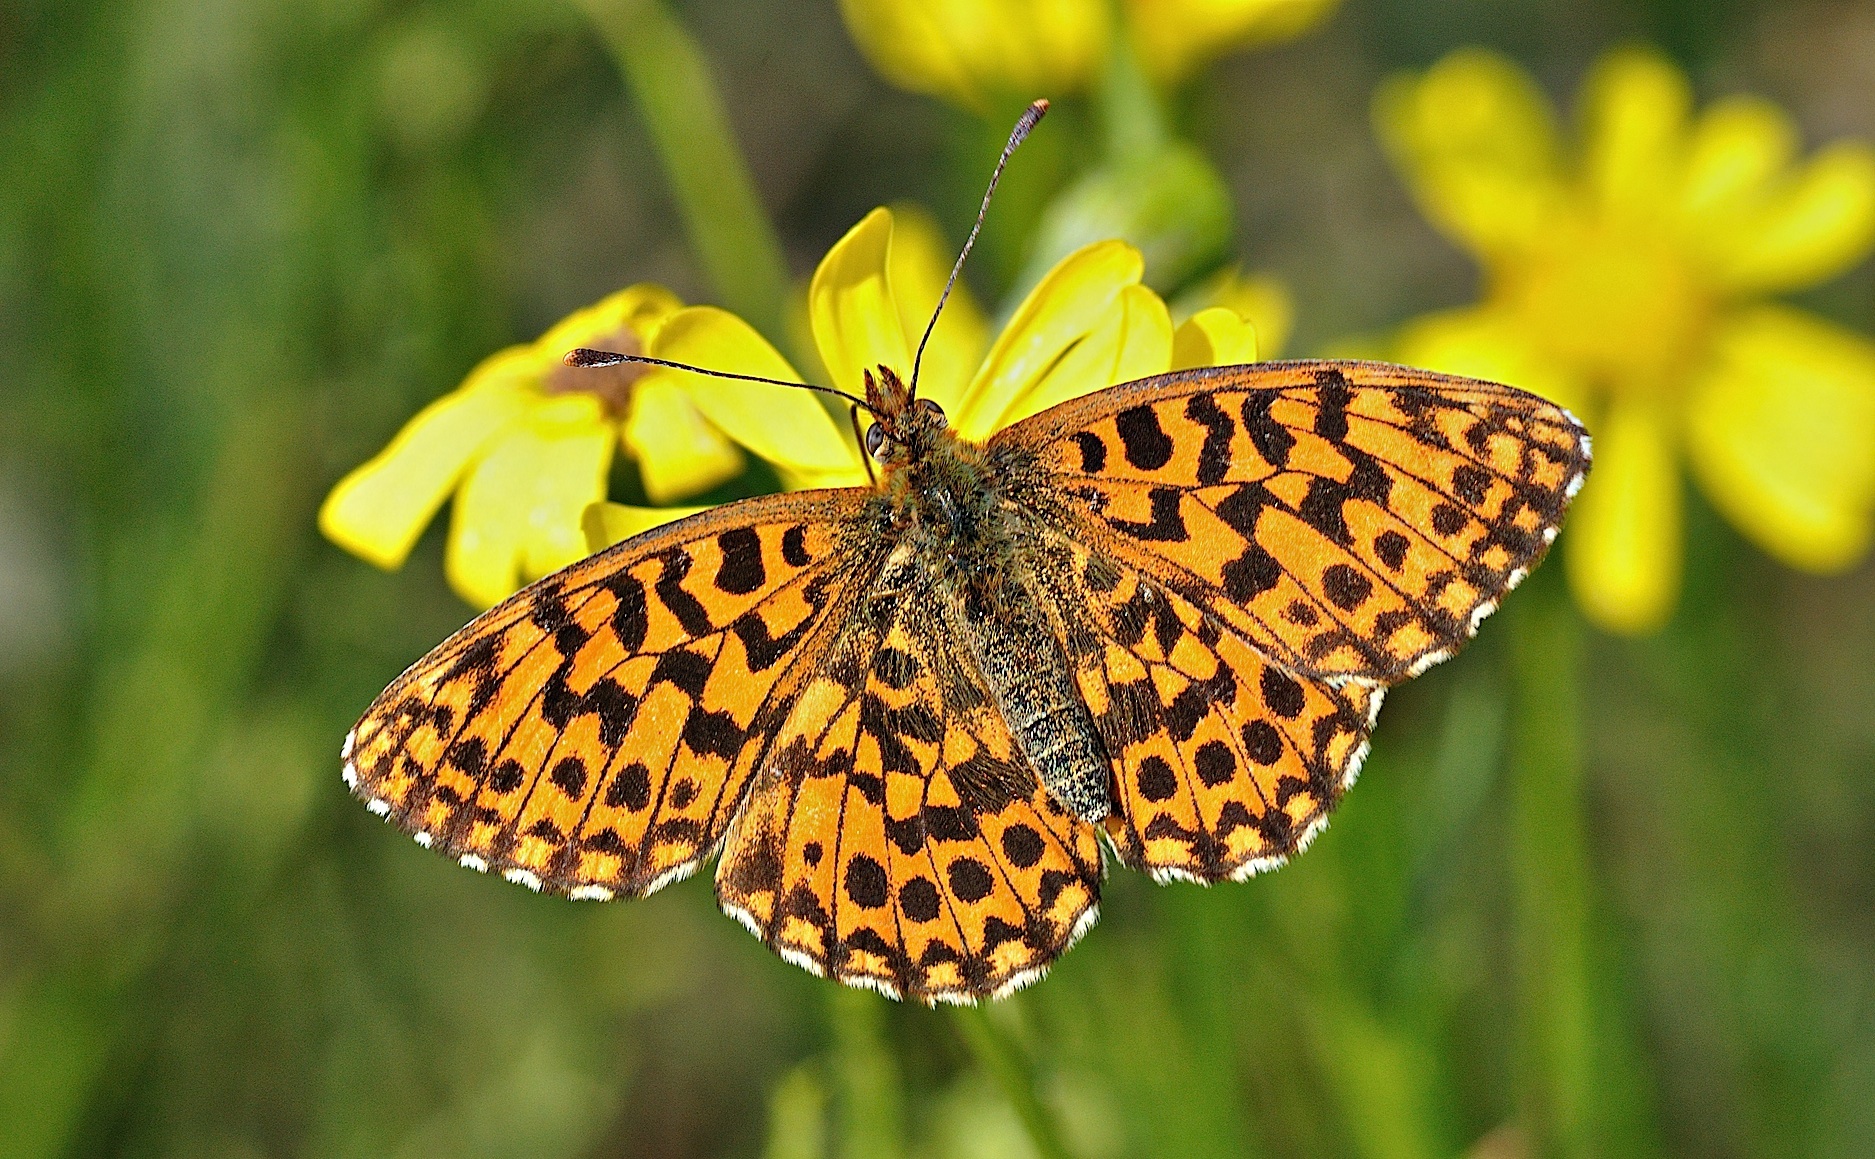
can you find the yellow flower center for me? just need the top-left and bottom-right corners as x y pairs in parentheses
(545, 323), (647, 414)
(1498, 214), (1712, 397)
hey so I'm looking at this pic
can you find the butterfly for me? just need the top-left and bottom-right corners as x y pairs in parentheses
(343, 349), (1589, 1003)
(341, 99), (1589, 1002)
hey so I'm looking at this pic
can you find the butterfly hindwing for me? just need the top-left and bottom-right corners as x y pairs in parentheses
(717, 574), (1102, 1003)
(344, 491), (873, 899)
(995, 360), (1590, 683)
(1025, 526), (1379, 882)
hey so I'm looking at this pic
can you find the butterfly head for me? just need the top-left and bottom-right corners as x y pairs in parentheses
(862, 365), (947, 467)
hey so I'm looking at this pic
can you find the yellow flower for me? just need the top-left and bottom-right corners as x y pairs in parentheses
(320, 286), (862, 608)
(837, 0), (1336, 108)
(1128, 0), (1341, 84)
(589, 204), (1267, 549)
(1377, 47), (1875, 633)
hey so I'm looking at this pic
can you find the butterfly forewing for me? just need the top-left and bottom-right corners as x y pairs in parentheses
(995, 361), (1590, 683)
(344, 490), (874, 898)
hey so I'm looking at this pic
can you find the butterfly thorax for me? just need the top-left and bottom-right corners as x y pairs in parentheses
(864, 366), (1114, 824)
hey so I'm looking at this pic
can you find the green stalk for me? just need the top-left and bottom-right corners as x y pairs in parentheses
(1099, 0), (1168, 161)
(578, 0), (790, 343)
(952, 1004), (1077, 1159)
(1506, 581), (1594, 1159)
(828, 987), (905, 1159)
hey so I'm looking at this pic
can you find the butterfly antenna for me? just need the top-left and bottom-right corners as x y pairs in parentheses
(909, 98), (1049, 397)
(564, 348), (878, 416)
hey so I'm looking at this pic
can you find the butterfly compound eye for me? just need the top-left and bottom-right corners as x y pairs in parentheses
(864, 422), (887, 458)
(915, 398), (945, 421)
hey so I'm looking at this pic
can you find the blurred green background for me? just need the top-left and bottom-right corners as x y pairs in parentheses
(4, 1), (1874, 1157)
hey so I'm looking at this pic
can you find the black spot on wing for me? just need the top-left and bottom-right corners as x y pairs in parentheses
(714, 528), (766, 595)
(651, 648), (712, 697)
(655, 548), (715, 637)
(604, 572), (649, 652)
(1312, 369), (1352, 440)
(1106, 488), (1189, 542)
(606, 762), (652, 811)
(1322, 564), (1373, 611)
(549, 757), (588, 799)
(1135, 755), (1178, 802)
(1221, 543), (1282, 602)
(1116, 405), (1173, 470)
(1185, 393), (1236, 486)
(844, 854), (889, 909)
(1000, 823), (1045, 869)
(781, 525), (811, 568)
(947, 857), (995, 902)
(900, 876), (940, 922)
(1374, 530), (1410, 571)
(1240, 393), (1294, 469)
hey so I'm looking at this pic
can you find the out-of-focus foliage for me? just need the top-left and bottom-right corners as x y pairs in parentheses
(1379, 46), (1875, 633)
(3, 3), (1874, 1159)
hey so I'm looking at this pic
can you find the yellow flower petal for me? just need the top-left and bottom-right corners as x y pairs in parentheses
(583, 501), (709, 554)
(1171, 305), (1258, 370)
(1373, 49), (1564, 264)
(1181, 267), (1293, 357)
(650, 306), (864, 481)
(1708, 141), (1875, 294)
(992, 283), (1173, 429)
(955, 239), (1146, 440)
(1679, 96), (1795, 222)
(885, 202), (989, 416)
(838, 0), (983, 108)
(445, 395), (613, 608)
(810, 208), (914, 402)
(1685, 306), (1875, 572)
(624, 374), (746, 503)
(318, 382), (529, 570)
(1128, 0), (1340, 84)
(1393, 305), (1592, 416)
(539, 283), (685, 359)
(1579, 48), (1690, 219)
(1564, 396), (1681, 635)
(837, 0), (1106, 109)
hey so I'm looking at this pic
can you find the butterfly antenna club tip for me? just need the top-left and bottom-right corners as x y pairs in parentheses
(561, 347), (878, 415)
(911, 97), (1050, 396)
(565, 347), (626, 367)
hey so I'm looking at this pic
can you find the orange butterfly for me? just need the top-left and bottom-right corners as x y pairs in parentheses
(342, 103), (1589, 1003)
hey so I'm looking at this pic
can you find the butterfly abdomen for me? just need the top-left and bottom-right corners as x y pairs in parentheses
(942, 535), (1112, 825)
(961, 597), (1112, 824)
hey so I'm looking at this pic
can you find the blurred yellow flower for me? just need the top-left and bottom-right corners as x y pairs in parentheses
(838, 0), (1337, 107)
(1128, 0), (1340, 84)
(589, 204), (1267, 549)
(1377, 47), (1875, 633)
(320, 286), (862, 608)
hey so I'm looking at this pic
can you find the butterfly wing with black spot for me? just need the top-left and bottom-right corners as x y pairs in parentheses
(1024, 523), (1380, 882)
(994, 360), (1590, 683)
(344, 490), (878, 899)
(716, 572), (1103, 1003)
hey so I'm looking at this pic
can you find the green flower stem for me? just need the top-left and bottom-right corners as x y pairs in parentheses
(1507, 580), (1595, 1159)
(579, 0), (790, 343)
(1098, 0), (1169, 162)
(951, 1004), (1078, 1159)
(828, 987), (906, 1159)
(1161, 888), (1259, 1159)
